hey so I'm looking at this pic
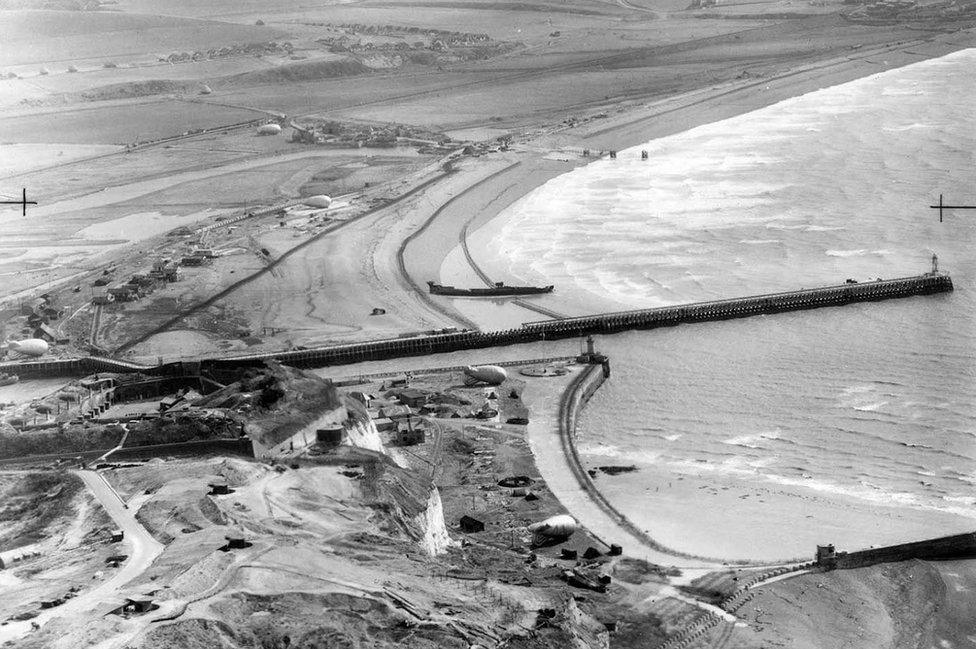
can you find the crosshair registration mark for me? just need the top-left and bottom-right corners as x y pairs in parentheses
(0, 188), (37, 216)
(930, 194), (976, 222)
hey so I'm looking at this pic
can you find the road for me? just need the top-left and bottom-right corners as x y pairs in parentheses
(0, 470), (165, 644)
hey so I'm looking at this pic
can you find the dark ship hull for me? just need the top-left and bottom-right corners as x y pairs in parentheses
(428, 281), (554, 297)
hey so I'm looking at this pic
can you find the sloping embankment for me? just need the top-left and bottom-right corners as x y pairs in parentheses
(222, 58), (370, 85)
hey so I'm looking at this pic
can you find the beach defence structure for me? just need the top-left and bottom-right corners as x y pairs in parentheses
(0, 272), (952, 379)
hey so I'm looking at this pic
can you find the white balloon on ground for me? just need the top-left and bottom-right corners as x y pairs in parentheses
(302, 195), (332, 208)
(257, 123), (282, 135)
(462, 365), (507, 386)
(527, 514), (578, 539)
(6, 339), (49, 357)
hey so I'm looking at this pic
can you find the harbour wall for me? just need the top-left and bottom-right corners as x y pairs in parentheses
(829, 531), (976, 570)
(0, 273), (952, 379)
(555, 360), (714, 562)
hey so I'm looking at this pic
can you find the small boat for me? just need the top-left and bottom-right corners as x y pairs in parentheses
(427, 281), (553, 297)
(0, 373), (19, 387)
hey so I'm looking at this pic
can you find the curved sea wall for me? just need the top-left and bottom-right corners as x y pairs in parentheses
(557, 361), (723, 563)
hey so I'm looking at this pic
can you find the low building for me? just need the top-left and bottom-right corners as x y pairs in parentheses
(316, 425), (344, 447)
(125, 597), (154, 613)
(33, 324), (68, 344)
(180, 255), (208, 266)
(348, 391), (375, 407)
(92, 293), (115, 306)
(107, 286), (137, 302)
(379, 405), (412, 420)
(395, 388), (429, 408)
(394, 420), (425, 446)
(459, 515), (485, 533)
(372, 417), (395, 433)
(208, 482), (231, 495)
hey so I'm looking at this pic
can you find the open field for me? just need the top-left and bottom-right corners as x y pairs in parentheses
(0, 10), (282, 68)
(0, 100), (262, 145)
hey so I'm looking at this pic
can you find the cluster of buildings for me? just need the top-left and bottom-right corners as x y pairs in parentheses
(313, 22), (495, 47)
(16, 295), (69, 345)
(348, 384), (429, 446)
(312, 22), (517, 63)
(158, 41), (293, 64)
(290, 119), (447, 149)
(92, 249), (214, 305)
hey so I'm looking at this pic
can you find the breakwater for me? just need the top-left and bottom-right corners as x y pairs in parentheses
(522, 273), (953, 338)
(0, 273), (952, 379)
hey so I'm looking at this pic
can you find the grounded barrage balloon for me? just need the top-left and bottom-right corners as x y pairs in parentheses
(7, 338), (49, 357)
(527, 514), (578, 539)
(256, 123), (282, 135)
(462, 365), (507, 386)
(302, 195), (333, 208)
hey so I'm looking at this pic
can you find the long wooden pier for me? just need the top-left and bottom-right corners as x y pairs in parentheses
(0, 273), (952, 379)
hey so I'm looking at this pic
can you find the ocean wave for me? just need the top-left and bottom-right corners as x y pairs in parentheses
(825, 249), (868, 257)
(882, 123), (933, 131)
(722, 429), (781, 449)
(765, 473), (976, 520)
(578, 443), (662, 465)
(853, 401), (888, 412)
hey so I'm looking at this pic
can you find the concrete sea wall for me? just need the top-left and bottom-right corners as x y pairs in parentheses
(831, 531), (976, 569)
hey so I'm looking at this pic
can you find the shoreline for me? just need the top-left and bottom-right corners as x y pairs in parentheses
(412, 33), (975, 330)
(392, 38), (976, 563)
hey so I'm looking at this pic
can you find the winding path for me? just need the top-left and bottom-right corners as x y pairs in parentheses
(0, 470), (164, 645)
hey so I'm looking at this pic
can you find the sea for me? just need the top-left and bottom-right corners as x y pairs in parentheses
(464, 49), (976, 560)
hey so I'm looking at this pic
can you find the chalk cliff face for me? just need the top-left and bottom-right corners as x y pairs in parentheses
(416, 485), (456, 555)
(342, 416), (384, 454)
(341, 396), (453, 555)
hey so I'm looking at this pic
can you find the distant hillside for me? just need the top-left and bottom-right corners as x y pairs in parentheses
(222, 58), (370, 86)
